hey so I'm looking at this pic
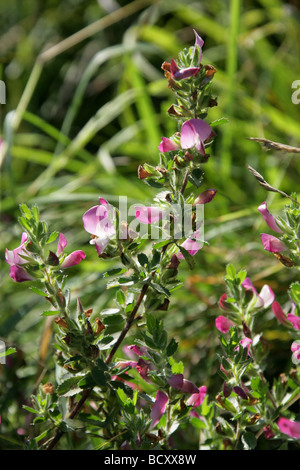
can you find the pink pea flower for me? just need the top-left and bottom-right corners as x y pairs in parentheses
(260, 233), (287, 253)
(158, 136), (179, 153)
(186, 385), (207, 408)
(272, 301), (300, 330)
(219, 293), (230, 311)
(127, 344), (149, 357)
(180, 119), (214, 155)
(291, 342), (300, 363)
(168, 374), (199, 394)
(258, 202), (283, 233)
(215, 315), (234, 333)
(5, 233), (29, 267)
(169, 30), (204, 80)
(177, 230), (201, 260)
(277, 417), (300, 439)
(56, 233), (86, 268)
(5, 233), (34, 282)
(83, 198), (116, 255)
(235, 337), (252, 356)
(170, 59), (201, 80)
(242, 277), (274, 310)
(193, 29), (204, 63)
(150, 390), (168, 429)
(135, 206), (164, 224)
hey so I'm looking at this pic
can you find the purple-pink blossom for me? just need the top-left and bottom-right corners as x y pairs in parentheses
(186, 386), (207, 407)
(170, 59), (201, 80)
(158, 136), (179, 153)
(150, 390), (168, 429)
(260, 233), (287, 253)
(235, 337), (252, 356)
(258, 202), (283, 233)
(168, 374), (199, 394)
(83, 198), (116, 255)
(194, 189), (217, 205)
(180, 119), (213, 155)
(291, 342), (300, 363)
(56, 233), (86, 269)
(5, 233), (33, 282)
(242, 277), (274, 310)
(135, 206), (164, 224)
(277, 417), (300, 439)
(215, 315), (234, 333)
(272, 301), (300, 330)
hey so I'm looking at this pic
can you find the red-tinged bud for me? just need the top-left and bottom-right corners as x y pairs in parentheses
(194, 189), (217, 205)
(233, 386), (248, 400)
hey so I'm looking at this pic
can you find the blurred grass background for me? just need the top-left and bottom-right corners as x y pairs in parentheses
(0, 0), (299, 449)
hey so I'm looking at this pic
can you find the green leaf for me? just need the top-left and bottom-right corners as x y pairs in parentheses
(0, 347), (16, 359)
(41, 310), (60, 317)
(30, 287), (48, 297)
(46, 231), (59, 244)
(166, 338), (178, 357)
(22, 405), (39, 414)
(178, 246), (195, 269)
(57, 377), (81, 396)
(242, 432), (257, 450)
(91, 367), (106, 387)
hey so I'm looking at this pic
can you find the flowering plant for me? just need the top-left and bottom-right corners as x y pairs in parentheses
(2, 31), (299, 451)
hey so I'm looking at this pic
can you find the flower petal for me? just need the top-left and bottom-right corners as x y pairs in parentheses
(150, 391), (168, 429)
(277, 417), (300, 439)
(57, 233), (68, 256)
(215, 315), (233, 333)
(135, 206), (163, 224)
(10, 265), (34, 282)
(260, 234), (287, 253)
(272, 301), (289, 325)
(158, 136), (179, 153)
(258, 202), (282, 233)
(60, 250), (86, 268)
(258, 284), (275, 309)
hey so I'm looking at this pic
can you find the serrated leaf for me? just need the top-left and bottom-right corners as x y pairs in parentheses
(242, 432), (257, 450)
(56, 377), (81, 396)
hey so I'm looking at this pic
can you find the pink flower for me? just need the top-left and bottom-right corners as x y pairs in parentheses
(135, 206), (164, 224)
(215, 315), (234, 333)
(5, 233), (28, 267)
(150, 390), (168, 429)
(177, 231), (202, 259)
(277, 417), (300, 439)
(170, 59), (201, 80)
(186, 386), (207, 407)
(272, 301), (300, 330)
(180, 119), (213, 155)
(258, 202), (283, 233)
(260, 233), (287, 253)
(56, 233), (86, 269)
(9, 265), (34, 282)
(83, 198), (115, 255)
(5, 233), (34, 282)
(235, 337), (252, 356)
(193, 29), (204, 63)
(219, 293), (230, 311)
(242, 277), (275, 310)
(158, 136), (179, 153)
(136, 358), (150, 382)
(128, 345), (149, 357)
(291, 342), (300, 363)
(168, 374), (199, 394)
